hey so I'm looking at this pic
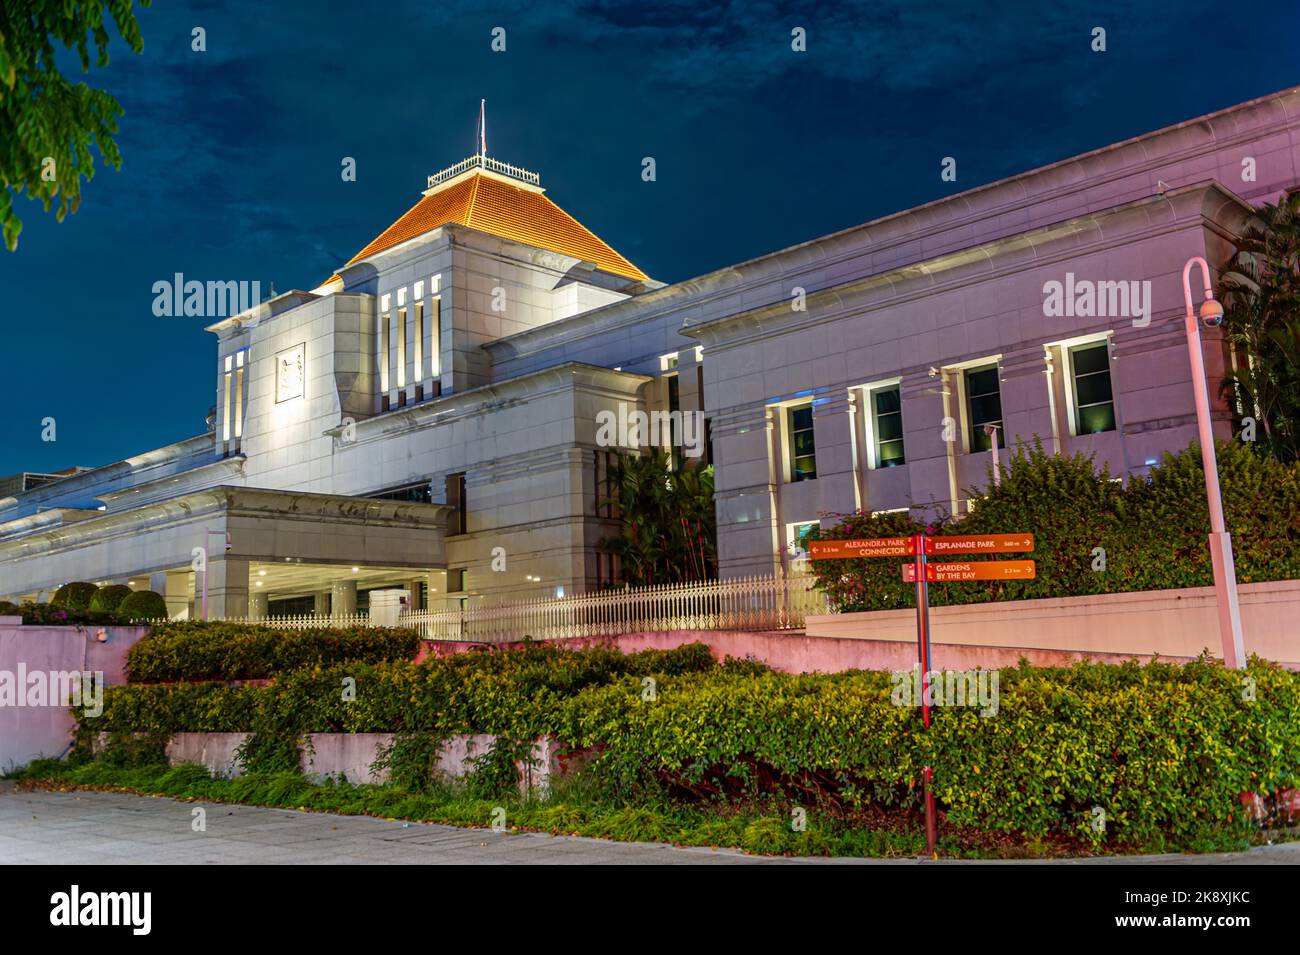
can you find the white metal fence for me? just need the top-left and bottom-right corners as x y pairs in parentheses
(215, 575), (826, 642)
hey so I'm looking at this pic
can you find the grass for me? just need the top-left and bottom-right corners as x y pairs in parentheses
(10, 757), (1215, 860)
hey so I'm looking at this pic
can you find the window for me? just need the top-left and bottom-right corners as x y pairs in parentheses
(870, 386), (905, 467)
(788, 404), (817, 481)
(1070, 342), (1116, 434)
(659, 352), (679, 372)
(965, 365), (1004, 451)
(370, 482), (433, 504)
(446, 473), (467, 535)
(786, 521), (819, 560)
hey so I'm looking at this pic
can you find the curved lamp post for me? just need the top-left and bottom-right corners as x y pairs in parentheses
(1181, 256), (1247, 670)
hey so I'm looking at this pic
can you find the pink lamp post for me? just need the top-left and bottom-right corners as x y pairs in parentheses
(1181, 256), (1247, 670)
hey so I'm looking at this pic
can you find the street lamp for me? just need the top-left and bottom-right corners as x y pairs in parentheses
(1181, 256), (1247, 670)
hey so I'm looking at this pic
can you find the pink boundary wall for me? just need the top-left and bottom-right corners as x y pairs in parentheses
(416, 579), (1300, 672)
(0, 619), (148, 771)
(415, 629), (1194, 673)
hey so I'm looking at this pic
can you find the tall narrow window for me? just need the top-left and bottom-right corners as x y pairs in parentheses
(234, 351), (244, 439)
(788, 404), (817, 481)
(378, 294), (390, 395)
(413, 300), (424, 389)
(222, 355), (232, 441)
(446, 473), (467, 535)
(1070, 342), (1116, 434)
(965, 365), (1004, 451)
(871, 386), (905, 467)
(396, 286), (408, 391)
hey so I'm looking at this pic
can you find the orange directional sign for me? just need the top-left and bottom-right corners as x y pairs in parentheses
(809, 537), (914, 559)
(924, 533), (1034, 556)
(902, 560), (1037, 583)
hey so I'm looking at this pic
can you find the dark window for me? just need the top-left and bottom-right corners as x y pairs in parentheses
(667, 374), (682, 469)
(872, 386), (905, 467)
(1071, 343), (1116, 434)
(369, 482), (433, 503)
(268, 595), (316, 616)
(966, 366), (1005, 451)
(788, 404), (817, 482)
(446, 473), (467, 535)
(447, 569), (465, 593)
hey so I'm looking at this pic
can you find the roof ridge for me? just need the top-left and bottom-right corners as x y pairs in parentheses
(464, 171), (484, 229)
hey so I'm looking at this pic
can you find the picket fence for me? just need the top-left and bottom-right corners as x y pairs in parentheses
(214, 574), (826, 642)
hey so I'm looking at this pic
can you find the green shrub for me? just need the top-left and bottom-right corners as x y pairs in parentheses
(126, 621), (422, 682)
(116, 590), (169, 621)
(89, 584), (133, 613)
(12, 601), (122, 626)
(809, 439), (1300, 613)
(51, 582), (99, 612)
(0, 600), (18, 615)
(70, 643), (1300, 849)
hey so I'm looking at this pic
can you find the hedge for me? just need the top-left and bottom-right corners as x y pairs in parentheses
(89, 585), (133, 613)
(74, 644), (1300, 848)
(809, 439), (1300, 613)
(117, 590), (169, 621)
(51, 582), (99, 611)
(125, 621), (425, 682)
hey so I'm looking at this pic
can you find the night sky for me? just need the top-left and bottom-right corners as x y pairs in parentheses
(2, 0), (1298, 476)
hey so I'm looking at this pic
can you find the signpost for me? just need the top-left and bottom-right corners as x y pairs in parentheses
(808, 529), (1035, 857)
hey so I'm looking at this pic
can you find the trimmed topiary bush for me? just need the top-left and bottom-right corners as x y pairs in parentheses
(116, 589), (169, 621)
(89, 585), (133, 613)
(51, 582), (99, 612)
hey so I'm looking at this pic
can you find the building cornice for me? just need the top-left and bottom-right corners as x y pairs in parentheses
(325, 361), (652, 444)
(680, 181), (1254, 349)
(485, 85), (1300, 364)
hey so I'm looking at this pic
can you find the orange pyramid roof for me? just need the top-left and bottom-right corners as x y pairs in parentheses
(342, 169), (648, 282)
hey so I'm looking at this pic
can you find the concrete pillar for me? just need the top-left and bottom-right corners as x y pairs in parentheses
(150, 570), (192, 620)
(331, 579), (357, 616)
(313, 591), (330, 616)
(406, 578), (422, 611)
(249, 592), (269, 619)
(426, 570), (449, 613)
(204, 557), (249, 620)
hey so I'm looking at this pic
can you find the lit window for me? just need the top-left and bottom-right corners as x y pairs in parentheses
(870, 386), (905, 468)
(660, 352), (679, 372)
(786, 521), (819, 560)
(966, 365), (1004, 451)
(1070, 342), (1116, 434)
(788, 404), (817, 481)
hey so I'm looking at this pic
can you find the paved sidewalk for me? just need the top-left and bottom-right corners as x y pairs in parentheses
(2, 782), (1297, 864)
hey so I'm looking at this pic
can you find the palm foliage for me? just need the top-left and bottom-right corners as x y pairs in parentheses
(598, 450), (717, 585)
(1217, 192), (1300, 461)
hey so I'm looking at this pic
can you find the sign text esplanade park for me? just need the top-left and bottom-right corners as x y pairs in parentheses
(806, 529), (1035, 857)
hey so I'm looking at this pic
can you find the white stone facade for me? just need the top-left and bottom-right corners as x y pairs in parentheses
(3, 87), (1300, 612)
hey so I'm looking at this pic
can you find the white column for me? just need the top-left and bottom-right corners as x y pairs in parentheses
(331, 579), (357, 616)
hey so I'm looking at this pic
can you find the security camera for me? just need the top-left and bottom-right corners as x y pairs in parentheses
(1200, 299), (1225, 328)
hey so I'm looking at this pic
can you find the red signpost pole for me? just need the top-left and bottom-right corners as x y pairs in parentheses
(913, 532), (937, 856)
